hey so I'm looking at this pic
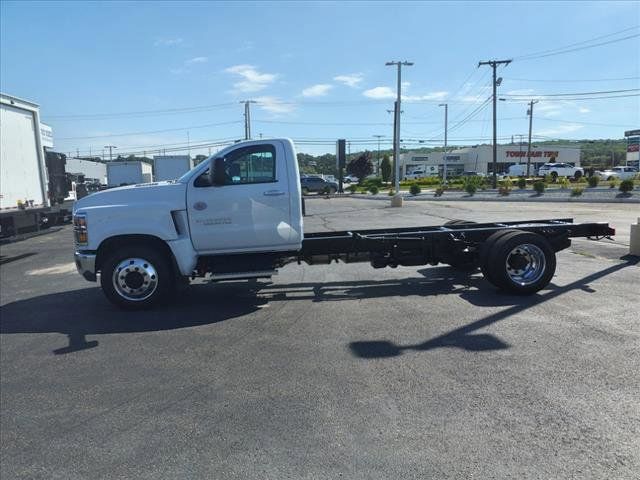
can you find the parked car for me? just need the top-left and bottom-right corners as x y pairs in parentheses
(343, 175), (359, 184)
(505, 164), (536, 177)
(595, 166), (638, 181)
(300, 176), (338, 194)
(537, 163), (583, 180)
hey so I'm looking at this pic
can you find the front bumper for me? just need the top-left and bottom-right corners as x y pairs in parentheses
(75, 251), (97, 282)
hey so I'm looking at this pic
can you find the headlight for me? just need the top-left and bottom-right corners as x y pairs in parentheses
(73, 214), (88, 246)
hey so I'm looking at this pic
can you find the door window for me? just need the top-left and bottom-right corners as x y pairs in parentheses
(195, 144), (276, 187)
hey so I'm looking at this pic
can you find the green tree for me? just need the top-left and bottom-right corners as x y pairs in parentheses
(193, 154), (208, 166)
(346, 151), (373, 181)
(380, 154), (392, 182)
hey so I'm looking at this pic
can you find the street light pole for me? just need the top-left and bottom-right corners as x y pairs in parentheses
(373, 135), (384, 173)
(439, 103), (448, 182)
(104, 145), (117, 162)
(241, 100), (257, 140)
(478, 58), (511, 187)
(526, 100), (538, 177)
(386, 61), (413, 197)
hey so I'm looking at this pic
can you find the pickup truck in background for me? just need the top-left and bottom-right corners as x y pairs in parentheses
(595, 166), (638, 181)
(73, 138), (615, 309)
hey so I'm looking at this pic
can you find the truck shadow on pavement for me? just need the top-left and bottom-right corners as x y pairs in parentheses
(1, 258), (637, 356)
(349, 255), (639, 358)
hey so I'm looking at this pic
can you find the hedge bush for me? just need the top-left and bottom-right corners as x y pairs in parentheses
(533, 180), (546, 194)
(409, 184), (421, 196)
(587, 176), (599, 188)
(571, 187), (584, 197)
(369, 185), (379, 195)
(619, 179), (634, 194)
(516, 177), (526, 189)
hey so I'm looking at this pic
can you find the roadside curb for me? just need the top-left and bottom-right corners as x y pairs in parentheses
(344, 193), (640, 204)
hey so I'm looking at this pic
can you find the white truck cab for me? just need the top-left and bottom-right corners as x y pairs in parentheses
(74, 139), (303, 308)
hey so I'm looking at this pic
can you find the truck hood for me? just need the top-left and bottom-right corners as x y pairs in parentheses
(74, 180), (186, 212)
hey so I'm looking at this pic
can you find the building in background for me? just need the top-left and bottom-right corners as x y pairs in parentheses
(625, 129), (640, 169)
(399, 144), (581, 178)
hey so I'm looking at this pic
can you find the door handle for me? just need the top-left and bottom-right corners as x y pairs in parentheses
(263, 190), (285, 196)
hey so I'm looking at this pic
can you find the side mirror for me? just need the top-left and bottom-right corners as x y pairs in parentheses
(209, 157), (227, 186)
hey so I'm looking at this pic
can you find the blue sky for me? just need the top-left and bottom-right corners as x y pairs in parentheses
(1, 1), (639, 157)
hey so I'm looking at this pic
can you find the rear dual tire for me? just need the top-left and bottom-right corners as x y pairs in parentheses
(482, 230), (556, 294)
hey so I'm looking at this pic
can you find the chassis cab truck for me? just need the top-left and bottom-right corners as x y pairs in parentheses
(73, 139), (615, 309)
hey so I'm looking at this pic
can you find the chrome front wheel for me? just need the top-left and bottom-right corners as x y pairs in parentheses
(101, 245), (174, 309)
(112, 258), (159, 301)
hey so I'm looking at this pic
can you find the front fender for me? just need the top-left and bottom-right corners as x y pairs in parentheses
(81, 203), (180, 250)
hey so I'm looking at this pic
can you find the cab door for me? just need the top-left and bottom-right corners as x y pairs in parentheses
(186, 141), (295, 253)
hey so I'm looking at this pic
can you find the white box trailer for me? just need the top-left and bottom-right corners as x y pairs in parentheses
(0, 94), (48, 211)
(153, 155), (192, 181)
(0, 93), (73, 237)
(66, 158), (108, 184)
(107, 161), (153, 187)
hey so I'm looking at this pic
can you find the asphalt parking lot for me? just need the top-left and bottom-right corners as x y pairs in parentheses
(1, 199), (639, 479)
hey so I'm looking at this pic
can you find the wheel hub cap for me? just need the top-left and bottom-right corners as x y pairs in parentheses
(112, 258), (158, 301)
(505, 244), (546, 286)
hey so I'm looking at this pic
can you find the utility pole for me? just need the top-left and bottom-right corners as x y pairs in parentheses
(373, 135), (384, 173)
(241, 100), (256, 140)
(187, 131), (191, 158)
(439, 103), (448, 182)
(386, 60), (413, 199)
(104, 145), (117, 162)
(526, 100), (538, 177)
(478, 58), (511, 187)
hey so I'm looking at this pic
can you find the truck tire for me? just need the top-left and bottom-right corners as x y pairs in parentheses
(574, 170), (583, 180)
(550, 171), (558, 181)
(479, 229), (520, 285)
(485, 231), (556, 294)
(101, 245), (174, 310)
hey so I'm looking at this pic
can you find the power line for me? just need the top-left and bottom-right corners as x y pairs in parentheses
(502, 88), (640, 97)
(513, 25), (640, 61)
(505, 76), (640, 83)
(501, 93), (640, 102)
(57, 120), (243, 140)
(44, 102), (238, 120)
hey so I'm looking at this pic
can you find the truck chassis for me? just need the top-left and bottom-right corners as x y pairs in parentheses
(86, 217), (615, 309)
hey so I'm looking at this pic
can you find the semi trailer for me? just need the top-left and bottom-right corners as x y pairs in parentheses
(0, 93), (72, 238)
(153, 155), (192, 181)
(107, 161), (153, 187)
(72, 139), (615, 309)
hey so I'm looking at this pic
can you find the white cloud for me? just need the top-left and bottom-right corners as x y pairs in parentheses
(535, 124), (584, 136)
(301, 84), (333, 97)
(225, 64), (277, 93)
(363, 86), (396, 99)
(334, 73), (364, 87)
(254, 96), (295, 115)
(363, 86), (448, 101)
(578, 107), (591, 114)
(404, 91), (448, 101)
(237, 41), (254, 52)
(154, 38), (183, 47)
(185, 56), (208, 65)
(536, 102), (563, 117)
